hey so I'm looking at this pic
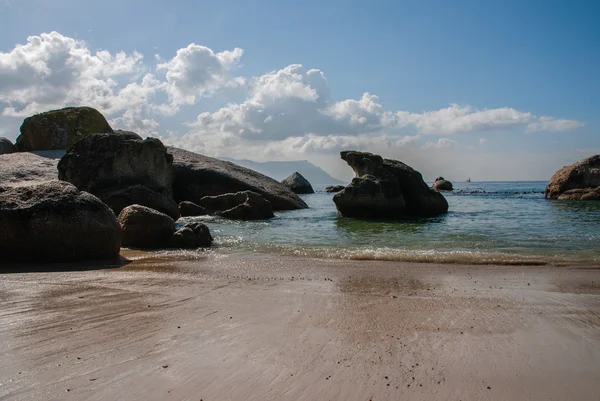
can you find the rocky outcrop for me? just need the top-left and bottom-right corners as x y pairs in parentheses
(0, 138), (16, 155)
(324, 185), (345, 193)
(171, 222), (213, 248)
(432, 177), (453, 191)
(118, 205), (175, 249)
(198, 190), (274, 220)
(0, 151), (63, 188)
(179, 201), (207, 217)
(0, 181), (121, 262)
(168, 147), (307, 211)
(15, 107), (113, 151)
(546, 155), (600, 200)
(58, 134), (179, 219)
(281, 172), (314, 194)
(333, 151), (448, 219)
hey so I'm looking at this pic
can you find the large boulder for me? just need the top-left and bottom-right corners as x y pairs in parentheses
(170, 222), (213, 248)
(0, 137), (16, 155)
(198, 190), (274, 220)
(281, 172), (314, 194)
(0, 151), (63, 188)
(113, 129), (143, 140)
(545, 155), (600, 200)
(0, 181), (121, 262)
(432, 177), (453, 191)
(168, 147), (307, 211)
(333, 151), (448, 219)
(118, 205), (175, 249)
(179, 201), (207, 217)
(58, 134), (179, 219)
(16, 107), (113, 152)
(324, 185), (345, 193)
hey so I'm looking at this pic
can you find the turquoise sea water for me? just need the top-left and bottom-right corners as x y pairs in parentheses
(181, 182), (600, 265)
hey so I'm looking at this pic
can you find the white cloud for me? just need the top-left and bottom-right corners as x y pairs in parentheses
(525, 116), (584, 133)
(423, 138), (457, 149)
(479, 138), (488, 145)
(157, 43), (244, 106)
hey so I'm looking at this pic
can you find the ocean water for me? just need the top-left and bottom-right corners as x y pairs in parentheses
(181, 182), (600, 265)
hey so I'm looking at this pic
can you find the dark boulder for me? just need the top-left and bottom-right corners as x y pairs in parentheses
(16, 107), (113, 152)
(324, 185), (345, 193)
(432, 177), (453, 191)
(281, 172), (314, 194)
(179, 201), (207, 217)
(170, 222), (213, 248)
(58, 134), (179, 219)
(546, 155), (600, 200)
(168, 147), (307, 211)
(0, 181), (121, 262)
(118, 205), (175, 249)
(333, 151), (448, 219)
(198, 190), (274, 220)
(0, 137), (16, 155)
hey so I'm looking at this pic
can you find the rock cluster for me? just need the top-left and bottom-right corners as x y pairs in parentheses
(333, 151), (448, 219)
(545, 155), (600, 200)
(324, 185), (345, 193)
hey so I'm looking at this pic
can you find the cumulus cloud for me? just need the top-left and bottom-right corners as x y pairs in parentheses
(157, 43), (244, 106)
(0, 31), (585, 165)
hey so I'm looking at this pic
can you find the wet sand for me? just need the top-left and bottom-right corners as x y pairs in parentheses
(0, 252), (599, 400)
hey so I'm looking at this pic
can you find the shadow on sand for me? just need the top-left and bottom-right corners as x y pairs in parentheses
(0, 255), (132, 274)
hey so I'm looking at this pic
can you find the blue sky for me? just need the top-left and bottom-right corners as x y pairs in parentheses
(0, 0), (598, 181)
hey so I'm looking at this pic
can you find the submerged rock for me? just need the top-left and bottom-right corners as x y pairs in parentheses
(0, 181), (121, 262)
(171, 222), (213, 248)
(546, 155), (600, 200)
(281, 172), (314, 194)
(198, 190), (274, 220)
(432, 177), (453, 191)
(118, 205), (175, 249)
(16, 107), (113, 151)
(333, 151), (448, 219)
(179, 201), (207, 217)
(58, 134), (179, 219)
(168, 147), (307, 211)
(324, 185), (345, 193)
(0, 137), (16, 155)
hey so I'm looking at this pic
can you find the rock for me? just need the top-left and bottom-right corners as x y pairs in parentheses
(179, 201), (207, 217)
(58, 134), (179, 219)
(168, 147), (307, 211)
(100, 185), (180, 220)
(0, 137), (16, 155)
(432, 177), (453, 191)
(324, 185), (346, 193)
(333, 151), (448, 219)
(198, 190), (274, 220)
(281, 172), (314, 194)
(0, 181), (121, 262)
(545, 155), (600, 200)
(113, 130), (143, 140)
(118, 205), (175, 249)
(0, 151), (63, 188)
(16, 107), (113, 152)
(170, 222), (213, 248)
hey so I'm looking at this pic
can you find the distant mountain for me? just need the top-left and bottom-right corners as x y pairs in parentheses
(220, 158), (345, 185)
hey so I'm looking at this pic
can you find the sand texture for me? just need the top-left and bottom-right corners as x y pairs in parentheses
(0, 252), (599, 400)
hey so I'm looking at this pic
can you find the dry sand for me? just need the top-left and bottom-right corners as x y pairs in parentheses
(0, 251), (599, 401)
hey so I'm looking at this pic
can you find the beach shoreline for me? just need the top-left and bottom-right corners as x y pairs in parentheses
(1, 251), (599, 400)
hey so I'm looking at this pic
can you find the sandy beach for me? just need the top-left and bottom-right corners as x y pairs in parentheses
(0, 252), (598, 401)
